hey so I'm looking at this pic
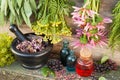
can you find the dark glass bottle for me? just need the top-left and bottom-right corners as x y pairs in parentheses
(66, 50), (76, 72)
(76, 47), (94, 77)
(60, 40), (70, 66)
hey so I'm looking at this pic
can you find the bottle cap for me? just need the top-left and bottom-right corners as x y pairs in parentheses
(63, 40), (69, 48)
(63, 40), (69, 44)
(80, 47), (92, 60)
(69, 50), (74, 55)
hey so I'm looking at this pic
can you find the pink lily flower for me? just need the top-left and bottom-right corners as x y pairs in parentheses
(86, 32), (91, 40)
(72, 15), (86, 27)
(86, 10), (98, 17)
(71, 6), (111, 48)
(71, 12), (80, 18)
(96, 23), (105, 30)
(76, 29), (83, 37)
(90, 39), (96, 46)
(84, 23), (91, 31)
(72, 6), (80, 12)
(103, 17), (112, 23)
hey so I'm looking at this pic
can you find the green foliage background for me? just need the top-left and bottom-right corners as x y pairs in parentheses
(109, 1), (120, 51)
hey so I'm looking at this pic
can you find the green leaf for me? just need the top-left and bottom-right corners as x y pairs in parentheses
(41, 67), (49, 77)
(24, 1), (32, 18)
(9, 12), (15, 24)
(101, 55), (109, 64)
(80, 35), (88, 44)
(1, 0), (6, 12)
(21, 7), (31, 27)
(15, 6), (20, 15)
(29, 0), (37, 12)
(96, 15), (103, 23)
(16, 0), (22, 8)
(50, 71), (55, 77)
(41, 67), (55, 77)
(37, 0), (44, 19)
(0, 12), (5, 25)
(89, 28), (98, 34)
(49, 0), (57, 14)
(16, 15), (21, 26)
(7, 0), (16, 16)
(4, 0), (8, 16)
(29, 0), (37, 18)
(37, 12), (42, 19)
(37, 0), (45, 9)
(68, 1), (75, 6)
(99, 77), (106, 80)
(91, 36), (100, 42)
(11, 0), (16, 8)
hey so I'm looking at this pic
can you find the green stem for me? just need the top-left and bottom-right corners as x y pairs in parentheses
(57, 0), (60, 19)
(92, 0), (100, 25)
(96, 0), (100, 13)
(90, 0), (92, 10)
(92, 15), (96, 25)
(92, 0), (96, 11)
(42, 0), (48, 18)
(53, 15), (58, 36)
(84, 0), (87, 4)
(58, 0), (66, 26)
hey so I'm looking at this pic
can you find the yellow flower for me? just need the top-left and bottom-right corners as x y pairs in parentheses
(37, 21), (49, 27)
(51, 35), (62, 44)
(56, 21), (62, 25)
(51, 21), (62, 27)
(37, 21), (43, 27)
(44, 24), (49, 27)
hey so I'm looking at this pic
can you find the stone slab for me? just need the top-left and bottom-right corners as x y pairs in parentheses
(0, 61), (120, 80)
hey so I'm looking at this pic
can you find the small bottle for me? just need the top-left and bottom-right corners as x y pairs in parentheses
(66, 50), (76, 72)
(60, 40), (70, 66)
(76, 47), (94, 77)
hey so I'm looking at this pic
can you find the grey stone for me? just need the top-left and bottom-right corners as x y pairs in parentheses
(0, 62), (120, 80)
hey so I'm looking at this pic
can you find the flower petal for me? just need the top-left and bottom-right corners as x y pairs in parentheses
(72, 6), (80, 12)
(87, 10), (97, 17)
(103, 18), (112, 23)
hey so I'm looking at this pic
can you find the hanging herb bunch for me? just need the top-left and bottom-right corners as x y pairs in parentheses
(0, 0), (37, 26)
(109, 1), (120, 51)
(71, 0), (112, 48)
(32, 0), (72, 44)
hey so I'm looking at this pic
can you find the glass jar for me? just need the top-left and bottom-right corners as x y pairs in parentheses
(76, 47), (94, 77)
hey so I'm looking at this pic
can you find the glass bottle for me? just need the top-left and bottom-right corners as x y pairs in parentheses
(66, 50), (76, 72)
(76, 47), (94, 77)
(60, 40), (70, 66)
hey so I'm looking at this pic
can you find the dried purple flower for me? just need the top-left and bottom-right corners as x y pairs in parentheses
(16, 37), (45, 53)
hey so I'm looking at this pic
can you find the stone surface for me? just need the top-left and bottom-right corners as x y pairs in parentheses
(0, 62), (52, 80)
(0, 61), (120, 80)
